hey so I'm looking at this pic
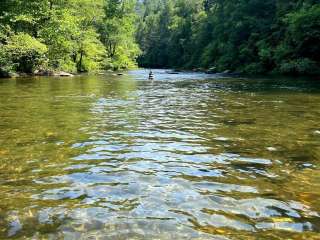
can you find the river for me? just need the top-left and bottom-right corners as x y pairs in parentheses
(0, 69), (319, 239)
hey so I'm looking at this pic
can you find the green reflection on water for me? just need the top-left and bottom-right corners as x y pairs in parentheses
(0, 71), (319, 239)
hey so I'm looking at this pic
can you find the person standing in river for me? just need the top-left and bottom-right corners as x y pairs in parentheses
(148, 70), (154, 80)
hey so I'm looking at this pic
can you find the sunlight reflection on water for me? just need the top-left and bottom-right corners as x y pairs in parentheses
(0, 71), (319, 239)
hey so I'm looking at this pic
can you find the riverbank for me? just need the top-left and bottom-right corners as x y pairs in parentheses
(2, 67), (319, 80)
(0, 70), (75, 78)
(0, 69), (129, 78)
(148, 67), (320, 79)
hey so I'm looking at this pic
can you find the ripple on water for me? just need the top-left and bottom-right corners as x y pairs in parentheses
(0, 71), (319, 239)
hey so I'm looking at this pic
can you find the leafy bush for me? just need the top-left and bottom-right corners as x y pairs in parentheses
(241, 63), (266, 75)
(279, 58), (319, 75)
(0, 0), (140, 75)
(0, 25), (12, 76)
(0, 48), (12, 77)
(4, 33), (47, 73)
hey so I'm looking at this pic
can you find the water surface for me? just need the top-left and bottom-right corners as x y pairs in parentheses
(0, 70), (319, 239)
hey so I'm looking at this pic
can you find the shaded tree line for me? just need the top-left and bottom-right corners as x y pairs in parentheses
(136, 0), (320, 75)
(0, 0), (140, 76)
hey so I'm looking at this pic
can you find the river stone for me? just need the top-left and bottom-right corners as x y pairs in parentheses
(206, 67), (217, 74)
(34, 70), (55, 76)
(0, 70), (11, 78)
(56, 71), (74, 77)
(9, 72), (20, 78)
(223, 70), (231, 74)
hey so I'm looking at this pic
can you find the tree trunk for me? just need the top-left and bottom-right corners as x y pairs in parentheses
(78, 51), (84, 72)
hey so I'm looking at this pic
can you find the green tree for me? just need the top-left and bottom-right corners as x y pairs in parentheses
(0, 0), (140, 76)
(136, 0), (320, 75)
(3, 33), (48, 73)
(99, 0), (140, 70)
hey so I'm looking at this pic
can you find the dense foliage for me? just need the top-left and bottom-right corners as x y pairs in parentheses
(1, 0), (319, 76)
(0, 0), (140, 76)
(136, 0), (320, 75)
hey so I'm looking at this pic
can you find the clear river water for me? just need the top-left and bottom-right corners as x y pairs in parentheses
(0, 69), (319, 239)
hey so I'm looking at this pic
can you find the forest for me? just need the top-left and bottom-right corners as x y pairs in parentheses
(1, 0), (320, 76)
(0, 0), (140, 77)
(136, 0), (320, 75)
